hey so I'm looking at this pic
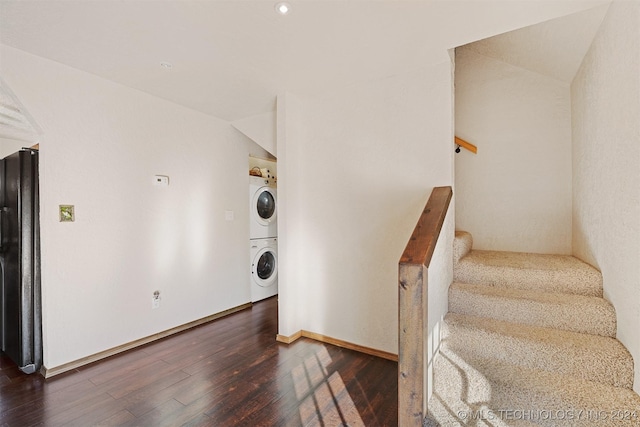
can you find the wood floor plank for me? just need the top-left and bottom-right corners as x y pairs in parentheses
(170, 376), (219, 407)
(0, 297), (398, 426)
(76, 342), (164, 380)
(41, 392), (123, 426)
(98, 409), (137, 426)
(118, 398), (186, 427)
(181, 413), (217, 427)
(88, 353), (167, 387)
(158, 339), (226, 367)
(345, 357), (398, 425)
(103, 359), (184, 400)
(59, 393), (128, 427)
(120, 369), (191, 417)
(208, 342), (356, 425)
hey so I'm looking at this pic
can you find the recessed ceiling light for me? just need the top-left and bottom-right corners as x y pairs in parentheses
(160, 62), (173, 69)
(275, 2), (291, 15)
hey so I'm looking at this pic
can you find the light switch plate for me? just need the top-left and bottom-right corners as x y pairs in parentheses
(59, 205), (75, 222)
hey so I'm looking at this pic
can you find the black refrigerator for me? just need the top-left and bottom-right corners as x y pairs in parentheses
(0, 148), (42, 374)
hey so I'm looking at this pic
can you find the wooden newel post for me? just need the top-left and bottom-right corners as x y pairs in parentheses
(398, 263), (427, 425)
(398, 186), (452, 427)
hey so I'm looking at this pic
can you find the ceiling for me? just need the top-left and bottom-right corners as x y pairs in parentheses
(0, 0), (609, 122)
(460, 4), (610, 83)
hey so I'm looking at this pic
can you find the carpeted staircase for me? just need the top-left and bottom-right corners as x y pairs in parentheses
(426, 231), (640, 426)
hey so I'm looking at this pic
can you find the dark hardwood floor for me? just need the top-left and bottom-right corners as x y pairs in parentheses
(0, 297), (398, 426)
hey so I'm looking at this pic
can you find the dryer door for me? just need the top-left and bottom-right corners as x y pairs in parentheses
(253, 187), (276, 225)
(252, 247), (278, 287)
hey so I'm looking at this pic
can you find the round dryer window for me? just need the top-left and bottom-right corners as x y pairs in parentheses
(257, 251), (276, 280)
(252, 247), (278, 287)
(256, 190), (275, 221)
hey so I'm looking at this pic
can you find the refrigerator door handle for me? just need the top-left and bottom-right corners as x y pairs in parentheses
(0, 207), (3, 251)
(0, 207), (8, 252)
(0, 207), (9, 252)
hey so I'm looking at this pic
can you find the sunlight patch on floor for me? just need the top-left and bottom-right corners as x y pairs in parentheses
(292, 347), (365, 426)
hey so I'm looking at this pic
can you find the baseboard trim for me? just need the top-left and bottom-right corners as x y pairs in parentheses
(42, 302), (253, 379)
(276, 330), (303, 344)
(277, 330), (398, 362)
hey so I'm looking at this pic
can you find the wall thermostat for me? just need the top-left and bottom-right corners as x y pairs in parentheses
(154, 175), (169, 186)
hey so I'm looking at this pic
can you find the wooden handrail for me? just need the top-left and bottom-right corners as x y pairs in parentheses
(398, 186), (452, 426)
(455, 136), (477, 154)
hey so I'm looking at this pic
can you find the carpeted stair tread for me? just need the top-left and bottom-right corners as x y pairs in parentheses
(435, 232), (640, 426)
(455, 249), (603, 297)
(453, 231), (473, 263)
(449, 282), (616, 337)
(429, 348), (640, 426)
(442, 313), (634, 388)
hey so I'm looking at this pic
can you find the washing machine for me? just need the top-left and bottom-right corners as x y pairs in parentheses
(249, 176), (277, 239)
(250, 237), (278, 302)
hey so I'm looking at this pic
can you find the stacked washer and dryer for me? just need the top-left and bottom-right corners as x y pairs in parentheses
(249, 175), (278, 302)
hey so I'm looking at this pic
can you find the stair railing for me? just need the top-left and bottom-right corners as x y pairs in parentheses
(398, 186), (452, 426)
(454, 136), (477, 154)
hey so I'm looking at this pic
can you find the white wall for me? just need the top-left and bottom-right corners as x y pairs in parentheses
(232, 112), (276, 158)
(0, 137), (30, 158)
(0, 45), (252, 369)
(426, 203), (454, 401)
(277, 62), (454, 355)
(455, 47), (572, 254)
(571, 0), (640, 393)
(276, 92), (305, 339)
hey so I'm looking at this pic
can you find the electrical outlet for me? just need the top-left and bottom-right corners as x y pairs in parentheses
(152, 290), (161, 309)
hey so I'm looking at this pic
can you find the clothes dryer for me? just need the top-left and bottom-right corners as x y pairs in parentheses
(249, 176), (277, 239)
(250, 237), (278, 302)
